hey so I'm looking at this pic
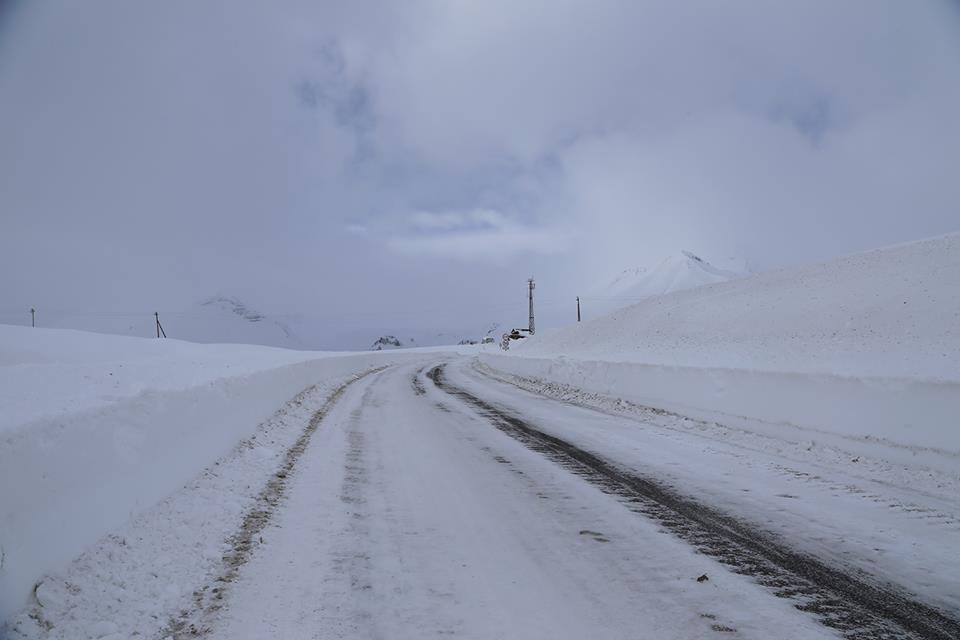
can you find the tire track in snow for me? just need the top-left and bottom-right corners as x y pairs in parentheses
(472, 360), (960, 520)
(163, 366), (387, 638)
(320, 382), (379, 637)
(429, 364), (960, 640)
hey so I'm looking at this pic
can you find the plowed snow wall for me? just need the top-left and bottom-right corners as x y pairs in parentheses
(480, 354), (960, 455)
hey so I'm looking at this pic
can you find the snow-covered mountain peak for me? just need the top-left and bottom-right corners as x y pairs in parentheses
(598, 251), (746, 300)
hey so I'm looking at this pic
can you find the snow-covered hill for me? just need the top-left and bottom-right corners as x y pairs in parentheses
(485, 233), (960, 456)
(528, 235), (959, 380)
(597, 251), (746, 300)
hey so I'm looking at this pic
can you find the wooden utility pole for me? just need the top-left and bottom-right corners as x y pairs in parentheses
(154, 312), (166, 338)
(30, 308), (35, 327)
(577, 296), (581, 322)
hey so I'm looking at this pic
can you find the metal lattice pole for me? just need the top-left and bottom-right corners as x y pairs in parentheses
(528, 278), (535, 335)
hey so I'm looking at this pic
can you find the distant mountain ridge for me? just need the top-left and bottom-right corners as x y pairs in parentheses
(201, 296), (265, 323)
(197, 296), (300, 347)
(368, 324), (503, 351)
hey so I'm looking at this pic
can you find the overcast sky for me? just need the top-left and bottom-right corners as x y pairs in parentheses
(1, 1), (959, 343)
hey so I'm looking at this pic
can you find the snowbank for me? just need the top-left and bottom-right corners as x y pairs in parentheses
(0, 326), (413, 623)
(479, 355), (960, 455)
(485, 233), (960, 454)
(0, 325), (333, 432)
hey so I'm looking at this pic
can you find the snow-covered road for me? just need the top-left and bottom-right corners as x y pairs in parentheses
(452, 361), (960, 617)
(9, 355), (957, 639)
(204, 361), (832, 639)
(180, 358), (954, 640)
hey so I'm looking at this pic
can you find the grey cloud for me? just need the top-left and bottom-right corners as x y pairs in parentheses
(1, 1), (958, 345)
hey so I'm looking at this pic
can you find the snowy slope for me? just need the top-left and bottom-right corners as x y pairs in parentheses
(599, 250), (746, 300)
(484, 233), (960, 454)
(532, 234), (959, 381)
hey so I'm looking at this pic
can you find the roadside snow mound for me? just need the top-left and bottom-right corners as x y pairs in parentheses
(0, 326), (368, 623)
(0, 325), (325, 432)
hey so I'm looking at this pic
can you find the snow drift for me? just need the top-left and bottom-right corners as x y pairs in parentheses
(484, 233), (960, 453)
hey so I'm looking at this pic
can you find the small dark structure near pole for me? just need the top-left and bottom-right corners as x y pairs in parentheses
(154, 311), (167, 338)
(501, 278), (538, 350)
(30, 308), (35, 327)
(577, 296), (581, 322)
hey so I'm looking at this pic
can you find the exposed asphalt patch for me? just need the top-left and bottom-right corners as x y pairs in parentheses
(428, 364), (960, 640)
(164, 367), (387, 638)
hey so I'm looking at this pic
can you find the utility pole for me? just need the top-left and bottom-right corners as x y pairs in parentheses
(30, 308), (35, 328)
(576, 296), (581, 322)
(528, 277), (536, 335)
(154, 311), (166, 338)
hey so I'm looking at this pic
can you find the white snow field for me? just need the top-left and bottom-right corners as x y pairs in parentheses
(2, 234), (958, 639)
